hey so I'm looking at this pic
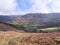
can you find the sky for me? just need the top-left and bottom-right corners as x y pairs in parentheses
(0, 0), (60, 15)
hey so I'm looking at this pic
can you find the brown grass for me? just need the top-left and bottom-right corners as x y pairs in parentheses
(0, 31), (60, 45)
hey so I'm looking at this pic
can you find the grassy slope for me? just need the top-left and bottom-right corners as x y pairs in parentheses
(0, 32), (60, 45)
(1, 22), (60, 33)
(38, 27), (60, 31)
(6, 23), (60, 33)
(0, 23), (25, 33)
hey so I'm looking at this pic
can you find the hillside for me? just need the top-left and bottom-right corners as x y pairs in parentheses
(19, 13), (60, 24)
(0, 15), (21, 23)
(0, 23), (25, 33)
(0, 13), (60, 25)
(0, 33), (60, 45)
(0, 13), (60, 33)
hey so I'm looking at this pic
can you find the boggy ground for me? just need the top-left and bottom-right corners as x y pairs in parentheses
(0, 31), (60, 45)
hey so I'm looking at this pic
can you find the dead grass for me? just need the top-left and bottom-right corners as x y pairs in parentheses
(0, 31), (60, 45)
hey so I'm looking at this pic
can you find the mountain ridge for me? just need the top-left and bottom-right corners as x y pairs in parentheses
(0, 13), (60, 25)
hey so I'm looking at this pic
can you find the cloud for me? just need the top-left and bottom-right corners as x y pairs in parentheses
(0, 0), (60, 15)
(0, 0), (17, 15)
(27, 0), (51, 13)
(51, 0), (60, 12)
(21, 0), (52, 13)
(25, 0), (60, 13)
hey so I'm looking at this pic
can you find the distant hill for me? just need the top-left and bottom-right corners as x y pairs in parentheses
(0, 13), (60, 25)
(0, 15), (21, 23)
(0, 13), (60, 33)
(11, 13), (60, 26)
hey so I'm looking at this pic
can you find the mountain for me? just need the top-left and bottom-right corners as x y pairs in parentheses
(0, 13), (60, 25)
(12, 13), (60, 25)
(0, 15), (21, 23)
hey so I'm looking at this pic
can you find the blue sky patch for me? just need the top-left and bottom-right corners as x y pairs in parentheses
(16, 0), (33, 11)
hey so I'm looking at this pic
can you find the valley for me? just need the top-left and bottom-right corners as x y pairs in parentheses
(0, 13), (60, 45)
